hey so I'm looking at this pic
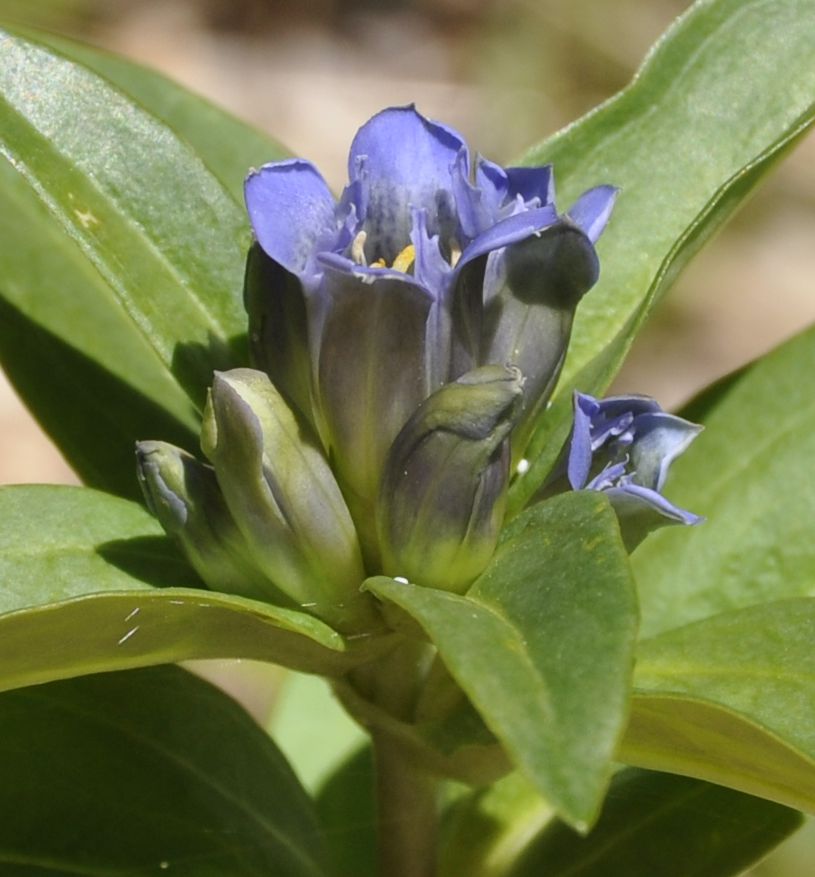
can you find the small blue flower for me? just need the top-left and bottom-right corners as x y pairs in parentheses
(244, 105), (617, 546)
(567, 391), (702, 547)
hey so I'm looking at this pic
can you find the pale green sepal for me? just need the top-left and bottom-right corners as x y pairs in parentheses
(201, 368), (377, 634)
(135, 440), (287, 604)
(377, 364), (523, 592)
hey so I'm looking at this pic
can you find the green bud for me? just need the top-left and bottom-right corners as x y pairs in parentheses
(377, 364), (524, 593)
(135, 440), (283, 602)
(200, 368), (375, 633)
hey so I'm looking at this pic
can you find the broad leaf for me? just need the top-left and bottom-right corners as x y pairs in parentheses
(269, 672), (368, 793)
(0, 159), (200, 499)
(509, 769), (801, 877)
(633, 323), (815, 637)
(0, 665), (328, 877)
(621, 599), (815, 814)
(368, 492), (638, 830)
(0, 28), (289, 499)
(314, 746), (377, 877)
(24, 27), (288, 204)
(440, 773), (551, 877)
(0, 28), (274, 496)
(0, 485), (382, 689)
(509, 0), (815, 511)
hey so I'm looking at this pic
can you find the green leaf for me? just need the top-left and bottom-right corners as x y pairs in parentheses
(509, 769), (801, 877)
(0, 158), (201, 499)
(367, 492), (638, 830)
(0, 27), (251, 394)
(632, 323), (815, 637)
(0, 28), (284, 498)
(23, 28), (288, 204)
(0, 28), (289, 499)
(0, 665), (328, 877)
(509, 0), (815, 511)
(314, 746), (377, 877)
(621, 598), (815, 814)
(269, 672), (368, 794)
(440, 773), (551, 877)
(0, 485), (382, 688)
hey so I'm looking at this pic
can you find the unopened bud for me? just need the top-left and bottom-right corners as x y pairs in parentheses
(200, 368), (374, 632)
(135, 440), (282, 602)
(377, 364), (524, 592)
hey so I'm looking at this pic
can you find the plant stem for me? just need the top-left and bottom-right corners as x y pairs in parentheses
(373, 730), (438, 877)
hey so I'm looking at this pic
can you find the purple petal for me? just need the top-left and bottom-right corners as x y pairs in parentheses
(567, 392), (597, 489)
(628, 412), (703, 491)
(593, 394), (662, 421)
(505, 165), (555, 207)
(410, 208), (451, 299)
(348, 105), (466, 262)
(475, 157), (509, 219)
(452, 148), (492, 240)
(481, 223), (600, 443)
(566, 185), (619, 243)
(606, 482), (703, 526)
(316, 250), (427, 287)
(586, 459), (629, 491)
(457, 204), (558, 271)
(245, 160), (337, 277)
(313, 264), (434, 511)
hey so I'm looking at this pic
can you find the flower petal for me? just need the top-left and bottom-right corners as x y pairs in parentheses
(245, 159), (337, 277)
(243, 242), (315, 427)
(457, 204), (558, 270)
(348, 105), (465, 262)
(482, 222), (600, 446)
(567, 392), (600, 489)
(566, 185), (619, 243)
(606, 482), (703, 551)
(628, 412), (703, 491)
(504, 165), (555, 206)
(313, 264), (434, 554)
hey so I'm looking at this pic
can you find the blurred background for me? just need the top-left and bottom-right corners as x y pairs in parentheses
(0, 1), (812, 871)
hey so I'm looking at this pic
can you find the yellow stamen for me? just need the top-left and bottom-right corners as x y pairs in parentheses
(392, 244), (416, 274)
(371, 258), (386, 268)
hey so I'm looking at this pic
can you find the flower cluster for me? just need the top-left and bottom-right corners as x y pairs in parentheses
(137, 106), (699, 631)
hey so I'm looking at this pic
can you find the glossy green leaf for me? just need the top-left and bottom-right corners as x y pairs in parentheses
(509, 0), (815, 511)
(0, 485), (382, 689)
(269, 672), (368, 794)
(24, 28), (288, 204)
(633, 324), (815, 637)
(367, 492), (638, 830)
(0, 28), (263, 499)
(315, 746), (377, 877)
(510, 769), (801, 877)
(0, 665), (328, 877)
(0, 158), (201, 499)
(0, 28), (289, 498)
(0, 27), (251, 394)
(440, 773), (551, 877)
(621, 599), (815, 814)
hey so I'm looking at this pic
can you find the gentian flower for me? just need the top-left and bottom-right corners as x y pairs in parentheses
(138, 105), (622, 626)
(244, 104), (616, 563)
(566, 391), (703, 549)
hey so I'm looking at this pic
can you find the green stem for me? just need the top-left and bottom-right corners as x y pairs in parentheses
(373, 731), (438, 877)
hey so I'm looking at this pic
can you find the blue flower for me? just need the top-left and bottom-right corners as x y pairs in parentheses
(567, 391), (702, 547)
(244, 105), (616, 550)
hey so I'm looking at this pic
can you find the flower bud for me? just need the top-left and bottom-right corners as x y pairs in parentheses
(483, 222), (600, 450)
(135, 440), (282, 602)
(377, 364), (524, 592)
(200, 368), (374, 633)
